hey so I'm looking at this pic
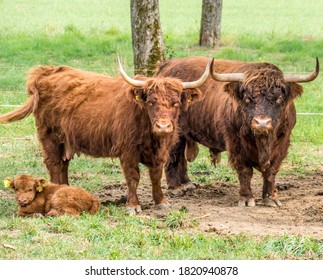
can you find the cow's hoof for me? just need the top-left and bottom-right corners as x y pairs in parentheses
(126, 205), (142, 215)
(263, 198), (282, 207)
(238, 198), (255, 207)
(238, 200), (246, 207)
(182, 181), (196, 190)
(247, 198), (256, 207)
(155, 202), (171, 210)
(167, 188), (185, 197)
(33, 213), (45, 218)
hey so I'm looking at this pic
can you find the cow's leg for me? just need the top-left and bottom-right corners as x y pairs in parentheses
(209, 148), (221, 166)
(164, 156), (181, 190)
(46, 209), (60, 216)
(149, 164), (170, 209)
(178, 153), (194, 188)
(261, 144), (287, 207)
(165, 136), (191, 194)
(262, 169), (281, 207)
(40, 138), (66, 184)
(61, 207), (81, 216)
(60, 159), (70, 185)
(120, 156), (141, 215)
(237, 167), (255, 207)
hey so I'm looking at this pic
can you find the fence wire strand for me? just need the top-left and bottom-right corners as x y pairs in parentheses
(0, 104), (322, 115)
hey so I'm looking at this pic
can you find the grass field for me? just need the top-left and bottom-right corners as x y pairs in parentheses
(0, 0), (322, 260)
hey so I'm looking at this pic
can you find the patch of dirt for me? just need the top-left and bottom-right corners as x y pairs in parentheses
(0, 189), (14, 200)
(1, 172), (322, 238)
(96, 172), (323, 238)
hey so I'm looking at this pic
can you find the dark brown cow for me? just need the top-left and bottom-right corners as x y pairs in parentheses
(0, 58), (211, 214)
(156, 56), (319, 207)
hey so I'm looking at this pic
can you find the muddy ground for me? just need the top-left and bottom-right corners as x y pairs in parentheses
(2, 172), (322, 238)
(97, 172), (323, 238)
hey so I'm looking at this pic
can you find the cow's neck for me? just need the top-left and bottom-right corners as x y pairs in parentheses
(152, 133), (177, 164)
(254, 134), (274, 172)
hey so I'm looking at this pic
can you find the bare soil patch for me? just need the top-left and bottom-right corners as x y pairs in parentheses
(2, 172), (322, 238)
(97, 172), (323, 238)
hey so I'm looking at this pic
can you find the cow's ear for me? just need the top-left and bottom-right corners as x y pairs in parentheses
(4, 177), (14, 189)
(182, 88), (202, 109)
(185, 88), (202, 103)
(36, 178), (47, 192)
(288, 83), (303, 100)
(224, 82), (242, 100)
(127, 87), (147, 104)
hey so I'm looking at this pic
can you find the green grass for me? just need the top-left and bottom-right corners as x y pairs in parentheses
(0, 205), (322, 260)
(0, 0), (322, 260)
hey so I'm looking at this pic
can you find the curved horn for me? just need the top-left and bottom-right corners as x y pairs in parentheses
(211, 59), (245, 82)
(117, 57), (146, 87)
(284, 57), (319, 83)
(182, 58), (212, 89)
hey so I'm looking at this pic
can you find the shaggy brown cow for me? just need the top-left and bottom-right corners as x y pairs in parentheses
(0, 58), (211, 214)
(156, 56), (319, 207)
(4, 174), (100, 217)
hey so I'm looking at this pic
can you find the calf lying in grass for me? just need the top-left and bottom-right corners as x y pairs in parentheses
(4, 174), (100, 217)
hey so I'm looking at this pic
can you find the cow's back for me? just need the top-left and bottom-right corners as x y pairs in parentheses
(156, 57), (246, 150)
(28, 66), (146, 158)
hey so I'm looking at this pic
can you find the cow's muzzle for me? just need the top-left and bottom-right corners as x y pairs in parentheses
(251, 116), (273, 135)
(153, 119), (174, 135)
(18, 196), (31, 206)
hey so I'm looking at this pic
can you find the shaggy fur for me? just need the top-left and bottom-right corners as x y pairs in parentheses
(0, 65), (202, 213)
(5, 174), (100, 217)
(156, 56), (305, 207)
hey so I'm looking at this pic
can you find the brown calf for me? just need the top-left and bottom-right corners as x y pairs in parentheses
(4, 174), (100, 217)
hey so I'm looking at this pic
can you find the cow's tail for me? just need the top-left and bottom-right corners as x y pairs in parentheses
(89, 197), (101, 215)
(0, 84), (39, 124)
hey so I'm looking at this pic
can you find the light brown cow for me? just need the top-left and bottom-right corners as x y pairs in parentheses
(4, 174), (100, 217)
(0, 58), (211, 214)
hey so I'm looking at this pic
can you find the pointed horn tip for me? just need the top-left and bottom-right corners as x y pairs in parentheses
(116, 56), (122, 68)
(181, 59), (211, 89)
(117, 57), (146, 87)
(284, 57), (320, 83)
(210, 57), (215, 73)
(206, 58), (213, 73)
(204, 58), (212, 75)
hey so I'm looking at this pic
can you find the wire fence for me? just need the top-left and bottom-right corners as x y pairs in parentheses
(0, 103), (322, 115)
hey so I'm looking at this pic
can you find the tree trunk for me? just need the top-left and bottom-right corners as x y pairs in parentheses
(131, 0), (165, 76)
(199, 0), (223, 47)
